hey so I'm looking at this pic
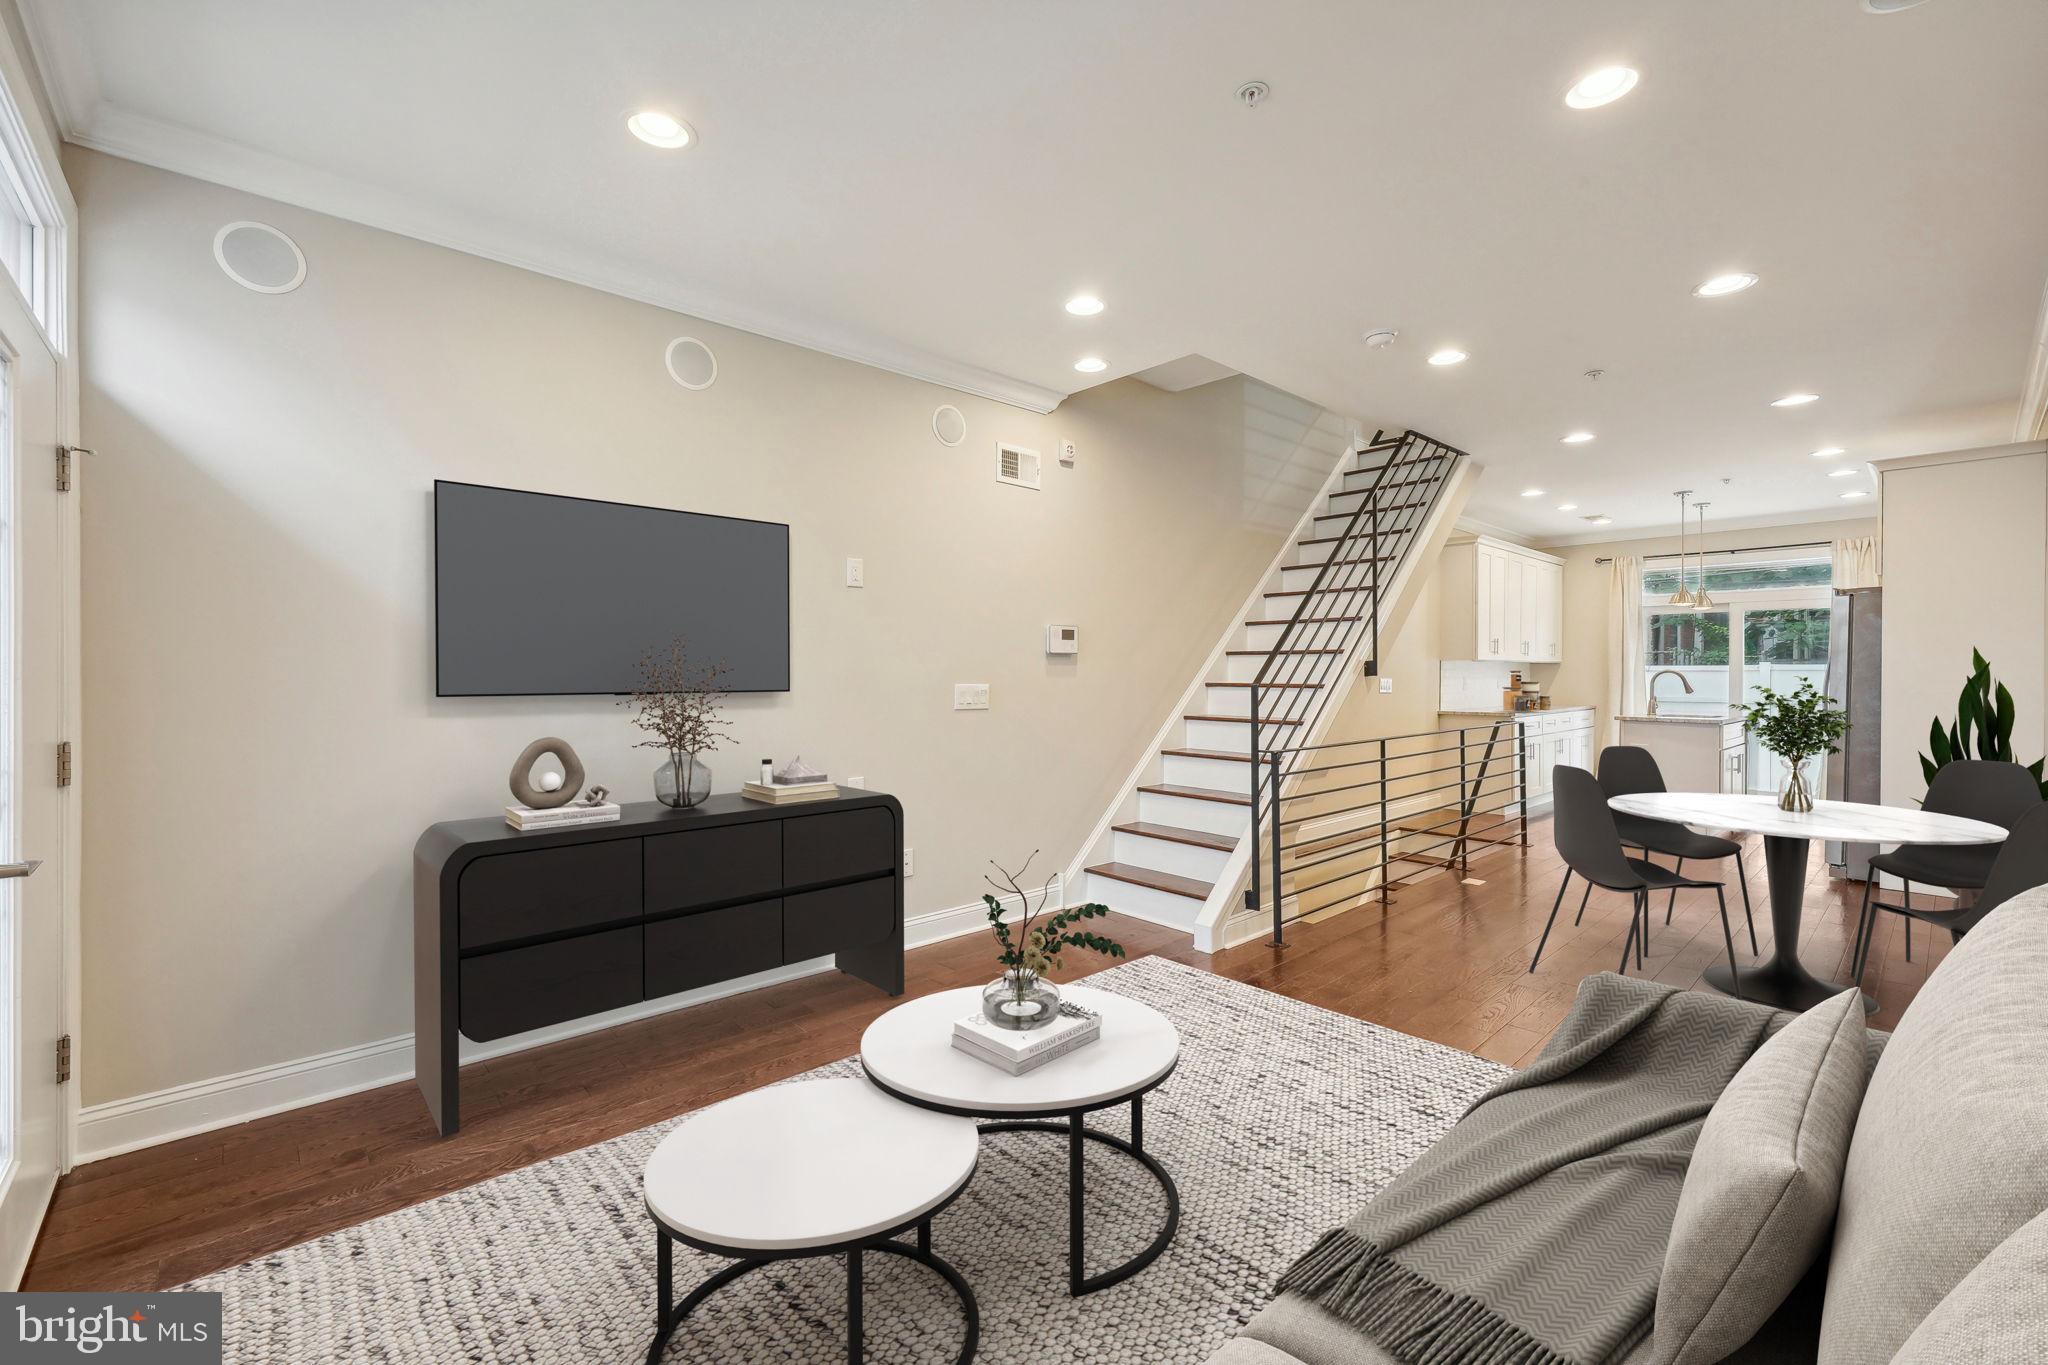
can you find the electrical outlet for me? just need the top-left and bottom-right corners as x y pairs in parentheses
(1379, 676), (1394, 694)
(1058, 438), (1077, 466)
(845, 556), (865, 588)
(904, 848), (914, 877)
(845, 774), (864, 789)
(953, 682), (990, 710)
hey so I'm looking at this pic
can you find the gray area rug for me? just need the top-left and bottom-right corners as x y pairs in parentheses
(188, 956), (1507, 1363)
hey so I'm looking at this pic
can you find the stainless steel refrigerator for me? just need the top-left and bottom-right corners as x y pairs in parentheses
(1826, 587), (1882, 877)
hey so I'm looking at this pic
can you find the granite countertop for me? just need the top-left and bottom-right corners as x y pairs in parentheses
(1438, 704), (1594, 719)
(1618, 712), (1744, 726)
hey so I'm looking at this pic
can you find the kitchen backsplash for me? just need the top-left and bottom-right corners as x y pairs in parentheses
(1439, 660), (1521, 711)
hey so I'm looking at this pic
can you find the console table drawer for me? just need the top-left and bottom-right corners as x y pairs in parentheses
(645, 822), (782, 913)
(457, 842), (640, 950)
(459, 928), (642, 1042)
(784, 878), (895, 961)
(783, 807), (896, 886)
(646, 900), (783, 997)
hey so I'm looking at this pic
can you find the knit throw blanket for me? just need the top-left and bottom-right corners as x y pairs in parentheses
(1277, 973), (1774, 1365)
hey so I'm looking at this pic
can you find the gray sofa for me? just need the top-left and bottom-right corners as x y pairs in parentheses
(1209, 887), (2048, 1365)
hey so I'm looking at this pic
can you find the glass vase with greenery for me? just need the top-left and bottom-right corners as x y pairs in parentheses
(1740, 679), (1849, 812)
(622, 639), (732, 809)
(979, 853), (1124, 1031)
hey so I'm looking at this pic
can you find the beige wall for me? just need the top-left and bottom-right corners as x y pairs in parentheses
(1537, 517), (1879, 747)
(72, 149), (1350, 1105)
(1876, 442), (2048, 808)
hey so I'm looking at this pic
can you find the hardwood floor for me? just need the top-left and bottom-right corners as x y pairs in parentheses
(23, 818), (1947, 1292)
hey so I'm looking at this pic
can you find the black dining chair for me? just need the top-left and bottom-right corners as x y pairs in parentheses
(1531, 766), (1744, 996)
(1596, 745), (1759, 954)
(1851, 759), (2043, 970)
(1851, 798), (2048, 984)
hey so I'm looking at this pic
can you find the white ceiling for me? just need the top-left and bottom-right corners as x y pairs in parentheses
(25, 0), (2048, 536)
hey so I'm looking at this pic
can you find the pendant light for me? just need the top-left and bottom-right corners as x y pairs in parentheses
(1692, 501), (1715, 609)
(1666, 490), (1695, 607)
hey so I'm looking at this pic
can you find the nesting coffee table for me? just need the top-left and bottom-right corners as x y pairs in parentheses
(859, 984), (1182, 1296)
(641, 1077), (981, 1364)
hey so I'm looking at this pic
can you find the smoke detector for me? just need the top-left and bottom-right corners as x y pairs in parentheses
(1362, 329), (1398, 349)
(1236, 81), (1270, 109)
(1583, 368), (1605, 381)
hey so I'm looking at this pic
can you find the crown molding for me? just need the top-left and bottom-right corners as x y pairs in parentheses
(37, 65), (1066, 413)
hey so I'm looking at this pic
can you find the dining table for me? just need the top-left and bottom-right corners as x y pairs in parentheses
(1605, 792), (2005, 1013)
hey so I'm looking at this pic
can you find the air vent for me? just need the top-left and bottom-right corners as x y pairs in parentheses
(996, 443), (1042, 490)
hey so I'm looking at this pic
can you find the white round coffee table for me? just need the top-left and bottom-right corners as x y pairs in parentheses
(860, 984), (1180, 1296)
(642, 1077), (980, 1364)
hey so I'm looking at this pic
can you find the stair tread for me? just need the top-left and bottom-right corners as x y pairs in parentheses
(1266, 587), (1383, 598)
(1247, 615), (1360, 625)
(1285, 555), (1399, 569)
(1086, 861), (1214, 900)
(1112, 821), (1237, 851)
(1162, 747), (1257, 763)
(1209, 680), (1320, 689)
(1225, 648), (1342, 656)
(1183, 711), (1304, 725)
(1138, 783), (1253, 806)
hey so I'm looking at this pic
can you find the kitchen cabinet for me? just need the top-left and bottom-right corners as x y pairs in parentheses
(1615, 716), (1748, 794)
(1440, 535), (1564, 663)
(1441, 707), (1593, 815)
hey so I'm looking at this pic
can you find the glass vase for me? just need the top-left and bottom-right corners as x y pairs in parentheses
(1778, 758), (1814, 813)
(981, 970), (1061, 1031)
(654, 752), (712, 809)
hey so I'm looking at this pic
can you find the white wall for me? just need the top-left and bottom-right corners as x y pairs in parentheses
(71, 149), (1351, 1110)
(1875, 441), (2048, 808)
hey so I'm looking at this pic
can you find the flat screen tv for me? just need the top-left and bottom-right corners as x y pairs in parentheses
(434, 480), (790, 696)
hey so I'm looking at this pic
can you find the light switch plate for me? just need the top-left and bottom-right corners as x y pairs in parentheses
(953, 683), (991, 710)
(904, 848), (914, 877)
(845, 557), (865, 588)
(1378, 677), (1394, 693)
(1058, 438), (1077, 466)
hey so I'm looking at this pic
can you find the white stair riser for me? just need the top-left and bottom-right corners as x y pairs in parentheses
(1084, 873), (1204, 930)
(1245, 620), (1335, 652)
(1222, 653), (1269, 683)
(1164, 752), (1255, 792)
(1207, 683), (1317, 717)
(1296, 540), (1336, 566)
(1282, 561), (1386, 593)
(1111, 831), (1233, 883)
(1184, 716), (1294, 749)
(1259, 594), (1310, 621)
(1325, 488), (1368, 515)
(1342, 464), (1406, 492)
(1137, 789), (1251, 838)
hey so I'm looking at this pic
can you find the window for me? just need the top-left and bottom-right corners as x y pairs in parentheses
(0, 72), (63, 347)
(1641, 550), (1833, 793)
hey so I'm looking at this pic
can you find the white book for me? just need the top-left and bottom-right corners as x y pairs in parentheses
(951, 1026), (1099, 1076)
(505, 802), (622, 830)
(953, 1005), (1100, 1060)
(740, 782), (838, 804)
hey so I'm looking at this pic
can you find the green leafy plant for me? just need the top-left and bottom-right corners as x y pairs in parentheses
(982, 851), (1124, 978)
(1740, 678), (1849, 764)
(1920, 649), (2048, 797)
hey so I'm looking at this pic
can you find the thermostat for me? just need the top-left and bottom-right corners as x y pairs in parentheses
(1046, 625), (1079, 655)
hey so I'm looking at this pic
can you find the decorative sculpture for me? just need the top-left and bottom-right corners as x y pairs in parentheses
(509, 737), (585, 810)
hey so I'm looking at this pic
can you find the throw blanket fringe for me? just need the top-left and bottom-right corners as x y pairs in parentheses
(1277, 1229), (1573, 1365)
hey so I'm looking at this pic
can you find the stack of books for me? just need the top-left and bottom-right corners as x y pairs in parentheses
(951, 1003), (1100, 1076)
(741, 779), (838, 805)
(504, 801), (621, 831)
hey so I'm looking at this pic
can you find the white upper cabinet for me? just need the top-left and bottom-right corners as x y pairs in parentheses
(1440, 535), (1565, 663)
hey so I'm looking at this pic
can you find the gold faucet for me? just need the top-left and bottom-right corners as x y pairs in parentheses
(1646, 669), (1695, 716)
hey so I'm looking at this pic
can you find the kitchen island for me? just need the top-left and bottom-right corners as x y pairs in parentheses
(1616, 712), (1748, 793)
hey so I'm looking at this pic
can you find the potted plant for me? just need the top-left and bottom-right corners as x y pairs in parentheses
(980, 853), (1124, 1030)
(622, 639), (732, 809)
(1920, 648), (2048, 798)
(1739, 679), (1849, 812)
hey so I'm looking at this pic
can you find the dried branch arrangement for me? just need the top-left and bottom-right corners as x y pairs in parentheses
(622, 638), (733, 772)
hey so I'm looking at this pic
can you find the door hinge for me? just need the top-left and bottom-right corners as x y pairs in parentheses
(57, 740), (72, 787)
(56, 1034), (71, 1084)
(56, 444), (92, 492)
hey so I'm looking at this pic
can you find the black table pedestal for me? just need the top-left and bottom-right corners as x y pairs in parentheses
(1702, 834), (1876, 1014)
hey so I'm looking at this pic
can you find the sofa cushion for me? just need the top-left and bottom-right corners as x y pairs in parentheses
(1819, 890), (2048, 1363)
(1889, 1206), (2048, 1364)
(1207, 1337), (1314, 1365)
(1651, 988), (1867, 1365)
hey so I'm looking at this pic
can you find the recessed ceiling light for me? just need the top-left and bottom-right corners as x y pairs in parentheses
(1427, 348), (1468, 366)
(1362, 329), (1399, 349)
(1564, 66), (1639, 109)
(1584, 515), (1613, 525)
(1521, 487), (1545, 498)
(1693, 272), (1758, 298)
(1560, 431), (1596, 445)
(1074, 357), (1107, 373)
(1841, 490), (1869, 499)
(627, 110), (694, 149)
(1863, 0), (1930, 11)
(1809, 446), (1846, 459)
(1771, 392), (1820, 407)
(1065, 294), (1105, 317)
(1827, 468), (1857, 479)
(1557, 502), (1579, 511)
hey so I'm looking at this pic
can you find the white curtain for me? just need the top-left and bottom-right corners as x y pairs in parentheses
(1833, 536), (1880, 589)
(1605, 556), (1642, 745)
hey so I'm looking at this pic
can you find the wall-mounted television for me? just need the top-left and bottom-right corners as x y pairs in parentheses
(434, 480), (790, 696)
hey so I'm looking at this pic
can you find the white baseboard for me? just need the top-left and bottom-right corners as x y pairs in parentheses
(75, 881), (1045, 1165)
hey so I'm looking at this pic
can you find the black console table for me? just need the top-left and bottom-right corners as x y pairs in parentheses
(414, 790), (904, 1135)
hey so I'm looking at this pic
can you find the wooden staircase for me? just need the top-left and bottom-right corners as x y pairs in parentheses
(1078, 434), (1464, 930)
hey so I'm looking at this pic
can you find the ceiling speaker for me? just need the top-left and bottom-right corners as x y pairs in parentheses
(931, 404), (966, 447)
(665, 336), (718, 390)
(213, 221), (306, 294)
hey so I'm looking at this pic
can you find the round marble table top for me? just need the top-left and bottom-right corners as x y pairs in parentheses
(642, 1077), (978, 1251)
(861, 985), (1180, 1115)
(1608, 792), (2006, 846)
